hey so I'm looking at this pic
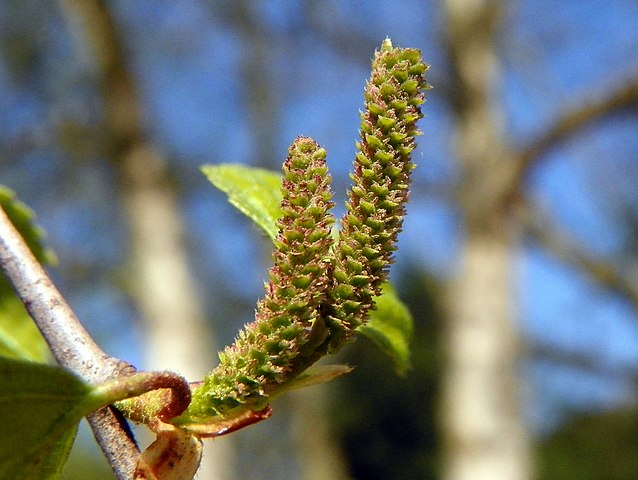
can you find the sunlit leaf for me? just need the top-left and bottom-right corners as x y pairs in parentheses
(269, 364), (353, 400)
(201, 164), (282, 240)
(0, 357), (91, 479)
(358, 283), (413, 375)
(0, 297), (51, 363)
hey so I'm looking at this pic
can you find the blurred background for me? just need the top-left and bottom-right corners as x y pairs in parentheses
(1, 0), (638, 479)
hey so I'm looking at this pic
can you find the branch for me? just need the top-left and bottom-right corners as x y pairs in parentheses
(522, 204), (638, 311)
(529, 341), (638, 387)
(0, 206), (140, 479)
(510, 76), (638, 190)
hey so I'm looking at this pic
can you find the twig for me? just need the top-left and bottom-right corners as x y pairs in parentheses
(87, 408), (139, 480)
(0, 206), (140, 479)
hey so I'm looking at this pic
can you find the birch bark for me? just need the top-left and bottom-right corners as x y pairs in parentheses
(441, 1), (532, 478)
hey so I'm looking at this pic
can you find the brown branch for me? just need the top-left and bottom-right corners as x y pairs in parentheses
(213, 0), (281, 169)
(58, 0), (144, 154)
(86, 408), (139, 479)
(0, 206), (140, 479)
(510, 77), (638, 191)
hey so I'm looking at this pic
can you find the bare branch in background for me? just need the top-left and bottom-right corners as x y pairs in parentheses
(529, 341), (638, 389)
(215, 0), (281, 169)
(522, 204), (638, 311)
(300, 0), (379, 62)
(509, 77), (638, 194)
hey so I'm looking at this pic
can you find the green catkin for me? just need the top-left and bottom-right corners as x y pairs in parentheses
(189, 39), (428, 419)
(191, 137), (335, 416)
(326, 38), (430, 350)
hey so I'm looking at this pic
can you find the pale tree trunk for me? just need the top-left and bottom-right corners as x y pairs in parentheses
(58, 1), (236, 478)
(444, 234), (529, 480)
(291, 387), (351, 480)
(441, 1), (532, 479)
(113, 140), (236, 480)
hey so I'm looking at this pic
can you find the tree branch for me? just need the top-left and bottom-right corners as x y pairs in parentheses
(58, 0), (226, 477)
(510, 76), (638, 191)
(522, 204), (638, 311)
(529, 341), (638, 388)
(0, 206), (140, 479)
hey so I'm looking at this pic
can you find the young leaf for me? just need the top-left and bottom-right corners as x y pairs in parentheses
(201, 164), (282, 240)
(0, 358), (194, 479)
(268, 364), (354, 397)
(357, 283), (413, 375)
(0, 357), (91, 479)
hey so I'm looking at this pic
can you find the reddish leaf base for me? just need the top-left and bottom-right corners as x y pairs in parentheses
(182, 406), (273, 438)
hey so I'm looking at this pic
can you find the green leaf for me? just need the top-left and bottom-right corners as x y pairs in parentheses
(0, 360), (169, 479)
(0, 186), (55, 363)
(201, 164), (282, 240)
(0, 357), (91, 480)
(0, 297), (52, 363)
(357, 283), (413, 375)
(0, 186), (56, 268)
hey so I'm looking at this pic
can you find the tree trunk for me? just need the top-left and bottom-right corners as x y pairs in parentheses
(57, 1), (236, 478)
(443, 232), (530, 479)
(441, 1), (532, 478)
(114, 144), (236, 480)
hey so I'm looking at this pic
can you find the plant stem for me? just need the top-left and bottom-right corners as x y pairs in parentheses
(87, 408), (139, 480)
(0, 206), (140, 479)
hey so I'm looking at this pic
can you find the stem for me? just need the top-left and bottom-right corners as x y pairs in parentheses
(0, 206), (140, 479)
(87, 408), (139, 480)
(105, 371), (192, 423)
